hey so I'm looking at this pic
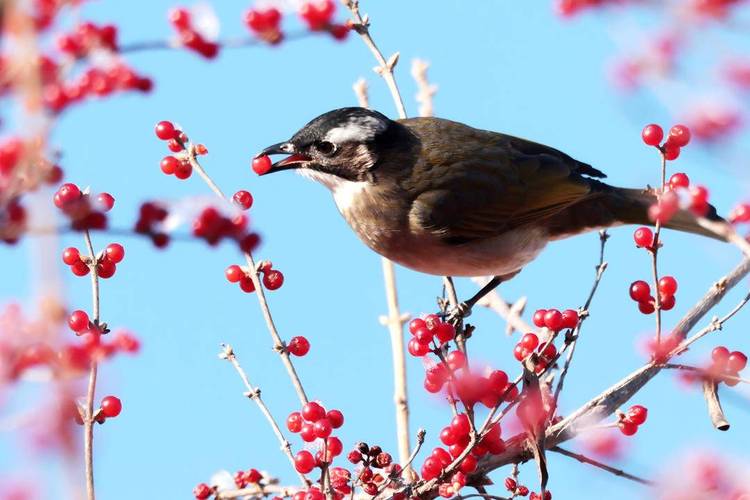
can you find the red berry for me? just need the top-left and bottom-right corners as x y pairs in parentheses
(560, 309), (579, 329)
(629, 281), (651, 302)
(627, 405), (648, 425)
(451, 413), (471, 437)
(105, 243), (125, 263)
(435, 322), (455, 344)
(96, 193), (115, 212)
(62, 247), (81, 265)
(288, 336), (310, 356)
(168, 139), (183, 152)
(618, 419), (638, 436)
(193, 483), (212, 499)
(233, 190), (253, 210)
(96, 258), (116, 279)
(263, 270), (284, 290)
(155, 120), (176, 140)
(440, 426), (457, 446)
(100, 395), (122, 418)
(408, 338), (430, 357)
(662, 142), (680, 161)
(638, 299), (655, 315)
(659, 293), (675, 311)
(658, 276), (677, 297)
(225, 264), (243, 283)
(252, 155), (272, 175)
(520, 333), (539, 350)
(641, 124), (664, 146)
(174, 161), (192, 180)
(294, 450), (316, 473)
(301, 402), (326, 422)
(160, 156), (179, 175)
(728, 351), (748, 372)
(54, 183), (81, 207)
(409, 318), (426, 335)
(488, 370), (509, 394)
(68, 310), (90, 333)
(669, 172), (690, 190)
(712, 346), (730, 364)
(668, 124), (691, 147)
(459, 455), (477, 473)
(71, 260), (90, 276)
(532, 309), (547, 328)
(313, 418), (332, 438)
(300, 422), (316, 442)
(287, 411), (303, 433)
(543, 309), (563, 331)
(633, 227), (654, 248)
(504, 478), (517, 492)
(347, 450), (362, 464)
(326, 436), (343, 457)
(326, 409), (344, 429)
(446, 350), (467, 370)
(414, 326), (433, 344)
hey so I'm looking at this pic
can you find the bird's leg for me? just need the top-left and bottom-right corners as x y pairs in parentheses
(444, 275), (504, 323)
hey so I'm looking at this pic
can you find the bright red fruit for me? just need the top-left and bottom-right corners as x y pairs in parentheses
(629, 281), (651, 302)
(712, 346), (730, 363)
(728, 351), (748, 372)
(263, 270), (284, 290)
(54, 183), (81, 207)
(326, 409), (344, 428)
(446, 350), (467, 370)
(160, 156), (179, 174)
(294, 450), (316, 473)
(313, 418), (332, 438)
(633, 227), (654, 248)
(252, 155), (272, 175)
(658, 276), (678, 296)
(532, 309), (547, 328)
(560, 309), (579, 329)
(100, 395), (122, 417)
(225, 265), (243, 283)
(68, 310), (90, 332)
(618, 420), (638, 436)
(286, 411), (303, 433)
(105, 243), (125, 263)
(627, 405), (648, 425)
(155, 120), (176, 140)
(62, 247), (81, 265)
(96, 193), (115, 212)
(668, 124), (691, 147)
(543, 309), (563, 331)
(662, 142), (680, 161)
(288, 336), (310, 356)
(408, 338), (429, 357)
(301, 402), (326, 422)
(193, 483), (212, 499)
(233, 190), (253, 210)
(451, 413), (471, 437)
(641, 124), (663, 146)
(669, 172), (689, 190)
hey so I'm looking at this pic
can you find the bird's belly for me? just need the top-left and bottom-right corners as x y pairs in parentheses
(357, 222), (549, 277)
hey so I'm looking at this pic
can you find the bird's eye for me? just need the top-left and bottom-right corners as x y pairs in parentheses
(315, 141), (336, 156)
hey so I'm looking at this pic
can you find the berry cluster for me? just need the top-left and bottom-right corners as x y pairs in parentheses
(169, 8), (219, 59)
(62, 243), (124, 278)
(617, 404), (648, 436)
(531, 308), (579, 331)
(225, 261), (283, 293)
(53, 183), (114, 231)
(641, 123), (691, 161)
(709, 346), (747, 386)
(134, 201), (171, 248)
(155, 120), (193, 179)
(504, 477), (530, 497)
(628, 276), (677, 315)
(287, 402), (344, 471)
(406, 315), (456, 357)
(513, 333), (557, 372)
(433, 414), (505, 476)
(56, 21), (118, 57)
(347, 442), (399, 495)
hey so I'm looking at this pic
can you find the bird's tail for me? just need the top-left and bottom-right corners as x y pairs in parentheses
(545, 183), (726, 241)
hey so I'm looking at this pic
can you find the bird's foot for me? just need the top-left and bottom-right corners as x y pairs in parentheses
(445, 301), (472, 325)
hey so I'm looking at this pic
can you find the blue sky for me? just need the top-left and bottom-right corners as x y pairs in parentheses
(2, 1), (750, 499)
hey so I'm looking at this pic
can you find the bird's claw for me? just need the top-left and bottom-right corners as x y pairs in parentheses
(446, 302), (472, 325)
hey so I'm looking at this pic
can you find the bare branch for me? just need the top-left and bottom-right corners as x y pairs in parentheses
(471, 277), (534, 335)
(701, 379), (730, 431)
(411, 59), (437, 118)
(82, 229), (100, 500)
(550, 446), (654, 486)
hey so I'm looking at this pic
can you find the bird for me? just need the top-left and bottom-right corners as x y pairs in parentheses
(256, 107), (723, 316)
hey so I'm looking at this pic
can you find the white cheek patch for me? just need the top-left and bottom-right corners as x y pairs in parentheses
(324, 115), (387, 144)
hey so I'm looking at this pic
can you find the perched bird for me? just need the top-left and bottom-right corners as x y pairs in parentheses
(257, 107), (722, 313)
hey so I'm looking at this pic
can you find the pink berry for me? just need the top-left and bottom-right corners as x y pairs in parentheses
(288, 336), (310, 356)
(252, 155), (272, 175)
(728, 351), (748, 372)
(641, 124), (663, 146)
(100, 395), (122, 417)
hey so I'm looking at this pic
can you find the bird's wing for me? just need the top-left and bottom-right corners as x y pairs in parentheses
(399, 117), (604, 244)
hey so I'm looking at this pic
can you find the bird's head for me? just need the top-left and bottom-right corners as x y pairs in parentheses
(256, 107), (397, 185)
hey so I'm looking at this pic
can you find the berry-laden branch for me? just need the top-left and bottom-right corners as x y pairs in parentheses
(169, 135), (309, 406)
(219, 344), (311, 487)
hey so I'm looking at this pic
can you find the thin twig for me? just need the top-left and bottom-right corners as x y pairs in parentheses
(220, 344), (310, 486)
(119, 31), (312, 54)
(701, 379), (731, 430)
(410, 58), (437, 118)
(554, 231), (609, 403)
(82, 229), (100, 500)
(186, 150), (308, 406)
(550, 446), (654, 486)
(650, 153), (668, 346)
(470, 278), (532, 335)
(663, 363), (750, 384)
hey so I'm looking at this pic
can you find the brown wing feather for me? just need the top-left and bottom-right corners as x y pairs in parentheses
(397, 117), (601, 244)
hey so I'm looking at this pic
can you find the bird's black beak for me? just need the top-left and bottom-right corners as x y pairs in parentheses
(255, 141), (311, 174)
